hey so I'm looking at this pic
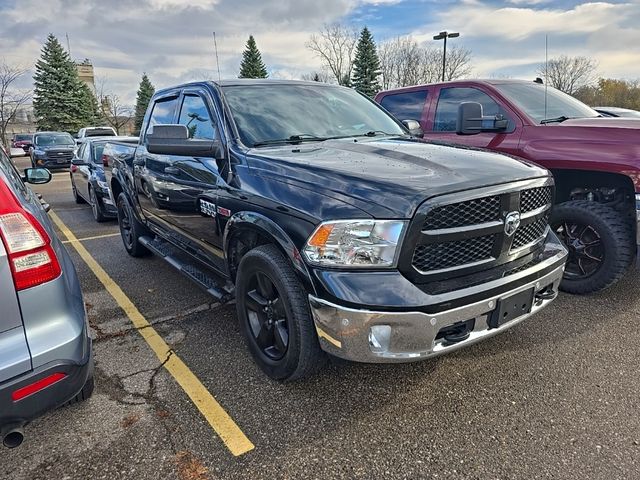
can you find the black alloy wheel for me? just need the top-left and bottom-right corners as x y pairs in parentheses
(244, 271), (290, 360)
(550, 200), (634, 294)
(236, 244), (325, 380)
(556, 221), (604, 279)
(116, 192), (149, 257)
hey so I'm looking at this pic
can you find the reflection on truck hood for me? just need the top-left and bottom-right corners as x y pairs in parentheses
(246, 137), (548, 218)
(557, 117), (640, 129)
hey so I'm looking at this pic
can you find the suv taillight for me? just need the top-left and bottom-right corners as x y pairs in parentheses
(0, 182), (61, 290)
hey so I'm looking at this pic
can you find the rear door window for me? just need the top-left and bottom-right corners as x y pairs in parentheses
(145, 96), (179, 137)
(380, 90), (428, 122)
(434, 87), (512, 132)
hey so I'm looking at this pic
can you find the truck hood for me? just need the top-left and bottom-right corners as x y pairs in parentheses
(246, 137), (548, 218)
(558, 117), (640, 130)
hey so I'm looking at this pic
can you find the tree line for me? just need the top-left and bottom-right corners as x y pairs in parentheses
(240, 24), (473, 97)
(3, 29), (640, 146)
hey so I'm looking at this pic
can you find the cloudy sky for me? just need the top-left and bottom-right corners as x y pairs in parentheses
(1, 0), (639, 104)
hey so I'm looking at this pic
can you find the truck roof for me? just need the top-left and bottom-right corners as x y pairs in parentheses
(377, 78), (536, 95)
(153, 79), (338, 97)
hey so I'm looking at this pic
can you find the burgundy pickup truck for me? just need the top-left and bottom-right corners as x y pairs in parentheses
(376, 79), (640, 294)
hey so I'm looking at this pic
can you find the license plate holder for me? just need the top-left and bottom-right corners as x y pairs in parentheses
(489, 288), (535, 328)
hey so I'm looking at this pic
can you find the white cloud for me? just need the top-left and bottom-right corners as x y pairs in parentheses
(411, 1), (640, 79)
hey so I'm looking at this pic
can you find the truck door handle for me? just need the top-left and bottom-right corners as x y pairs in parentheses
(164, 166), (180, 175)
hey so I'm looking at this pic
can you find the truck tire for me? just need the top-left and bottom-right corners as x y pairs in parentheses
(236, 244), (325, 381)
(116, 192), (150, 257)
(550, 200), (634, 294)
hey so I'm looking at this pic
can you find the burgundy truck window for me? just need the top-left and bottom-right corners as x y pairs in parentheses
(434, 87), (510, 132)
(379, 90), (428, 123)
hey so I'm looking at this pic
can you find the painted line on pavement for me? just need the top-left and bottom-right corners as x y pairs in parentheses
(61, 232), (120, 244)
(49, 209), (255, 457)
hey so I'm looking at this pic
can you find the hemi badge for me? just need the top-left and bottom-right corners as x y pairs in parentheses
(216, 206), (231, 217)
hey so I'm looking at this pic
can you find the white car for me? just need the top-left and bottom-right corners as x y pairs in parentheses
(75, 126), (117, 144)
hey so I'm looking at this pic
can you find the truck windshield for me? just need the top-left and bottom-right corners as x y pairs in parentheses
(221, 84), (406, 147)
(35, 133), (75, 146)
(494, 83), (600, 124)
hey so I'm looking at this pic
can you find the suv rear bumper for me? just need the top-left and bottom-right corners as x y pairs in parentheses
(0, 343), (92, 433)
(309, 234), (567, 363)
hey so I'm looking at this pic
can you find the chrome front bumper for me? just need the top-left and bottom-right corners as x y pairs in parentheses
(309, 263), (565, 363)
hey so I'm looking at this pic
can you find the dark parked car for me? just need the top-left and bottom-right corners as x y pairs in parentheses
(30, 132), (76, 170)
(11, 134), (33, 154)
(108, 80), (566, 381)
(0, 149), (93, 448)
(376, 79), (640, 294)
(593, 106), (640, 118)
(70, 136), (138, 222)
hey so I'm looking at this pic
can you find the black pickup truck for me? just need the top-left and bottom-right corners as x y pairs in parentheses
(107, 79), (567, 381)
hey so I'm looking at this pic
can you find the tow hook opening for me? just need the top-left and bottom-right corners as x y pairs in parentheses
(535, 284), (556, 304)
(436, 319), (475, 346)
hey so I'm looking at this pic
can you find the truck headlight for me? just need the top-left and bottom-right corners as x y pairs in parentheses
(96, 180), (109, 190)
(303, 220), (407, 268)
(33, 149), (46, 158)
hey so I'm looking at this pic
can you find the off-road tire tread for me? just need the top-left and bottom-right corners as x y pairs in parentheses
(551, 200), (634, 294)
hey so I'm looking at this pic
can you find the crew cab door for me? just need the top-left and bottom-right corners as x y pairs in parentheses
(136, 89), (226, 273)
(162, 90), (226, 271)
(424, 86), (523, 156)
(135, 92), (181, 224)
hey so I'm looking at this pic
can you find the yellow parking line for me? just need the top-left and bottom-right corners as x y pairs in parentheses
(49, 210), (255, 457)
(62, 232), (121, 244)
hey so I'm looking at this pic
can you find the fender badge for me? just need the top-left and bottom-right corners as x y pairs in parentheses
(216, 206), (231, 217)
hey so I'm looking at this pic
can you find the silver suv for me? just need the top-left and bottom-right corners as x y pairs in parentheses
(0, 150), (93, 448)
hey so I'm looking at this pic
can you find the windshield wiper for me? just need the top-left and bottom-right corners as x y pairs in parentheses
(252, 134), (328, 147)
(540, 115), (571, 124)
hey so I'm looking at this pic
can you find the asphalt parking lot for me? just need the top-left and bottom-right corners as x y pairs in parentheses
(1, 156), (639, 480)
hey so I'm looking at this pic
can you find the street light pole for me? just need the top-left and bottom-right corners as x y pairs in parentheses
(433, 31), (460, 82)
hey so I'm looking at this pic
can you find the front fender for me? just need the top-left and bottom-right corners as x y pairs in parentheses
(223, 211), (316, 293)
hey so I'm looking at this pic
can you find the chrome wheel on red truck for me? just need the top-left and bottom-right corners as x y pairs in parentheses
(550, 201), (634, 294)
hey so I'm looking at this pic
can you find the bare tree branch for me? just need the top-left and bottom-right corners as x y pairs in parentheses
(95, 77), (133, 134)
(378, 37), (473, 89)
(0, 60), (32, 147)
(306, 24), (358, 85)
(538, 55), (598, 95)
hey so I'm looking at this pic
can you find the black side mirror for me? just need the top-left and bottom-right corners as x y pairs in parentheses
(457, 102), (508, 135)
(401, 119), (424, 138)
(71, 158), (88, 166)
(146, 124), (223, 159)
(23, 168), (52, 185)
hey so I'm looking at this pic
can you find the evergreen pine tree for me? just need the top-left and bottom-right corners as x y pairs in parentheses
(238, 36), (268, 79)
(78, 82), (102, 125)
(134, 73), (155, 134)
(33, 34), (93, 132)
(351, 27), (381, 97)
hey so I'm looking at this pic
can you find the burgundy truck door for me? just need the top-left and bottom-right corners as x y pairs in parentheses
(407, 85), (524, 158)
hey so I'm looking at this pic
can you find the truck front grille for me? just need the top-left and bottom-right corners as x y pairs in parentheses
(412, 234), (495, 272)
(422, 195), (500, 230)
(520, 186), (552, 213)
(511, 215), (550, 250)
(45, 150), (73, 162)
(406, 180), (553, 278)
